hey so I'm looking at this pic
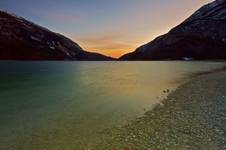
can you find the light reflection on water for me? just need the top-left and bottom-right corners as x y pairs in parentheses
(0, 61), (225, 149)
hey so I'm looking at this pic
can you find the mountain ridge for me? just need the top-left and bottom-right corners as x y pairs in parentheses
(0, 10), (113, 60)
(120, 0), (226, 60)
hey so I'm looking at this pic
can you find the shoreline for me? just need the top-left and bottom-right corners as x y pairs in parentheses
(92, 70), (226, 149)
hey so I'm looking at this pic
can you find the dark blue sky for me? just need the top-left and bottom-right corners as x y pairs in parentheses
(0, 0), (212, 57)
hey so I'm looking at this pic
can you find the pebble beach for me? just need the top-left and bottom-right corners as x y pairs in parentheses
(91, 70), (226, 150)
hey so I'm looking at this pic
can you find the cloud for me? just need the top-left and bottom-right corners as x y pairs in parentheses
(73, 31), (142, 58)
(31, 9), (82, 23)
(46, 13), (81, 22)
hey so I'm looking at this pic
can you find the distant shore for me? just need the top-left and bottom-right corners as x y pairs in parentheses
(92, 69), (226, 149)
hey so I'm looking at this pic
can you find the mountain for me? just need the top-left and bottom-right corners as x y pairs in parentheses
(120, 0), (226, 60)
(0, 11), (113, 60)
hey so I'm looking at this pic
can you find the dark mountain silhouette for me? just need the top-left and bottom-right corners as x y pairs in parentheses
(120, 0), (226, 60)
(0, 11), (113, 60)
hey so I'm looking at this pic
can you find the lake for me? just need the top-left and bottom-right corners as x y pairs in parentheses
(0, 61), (225, 149)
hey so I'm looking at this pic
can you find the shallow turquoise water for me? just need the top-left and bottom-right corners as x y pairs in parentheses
(0, 61), (225, 149)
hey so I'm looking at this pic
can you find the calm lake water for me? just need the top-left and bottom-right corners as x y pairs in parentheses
(0, 61), (225, 149)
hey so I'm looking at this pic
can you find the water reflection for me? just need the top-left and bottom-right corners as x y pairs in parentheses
(0, 61), (225, 149)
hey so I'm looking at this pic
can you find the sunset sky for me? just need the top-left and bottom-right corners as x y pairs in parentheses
(0, 0), (212, 58)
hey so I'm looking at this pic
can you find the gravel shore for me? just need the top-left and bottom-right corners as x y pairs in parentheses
(91, 71), (226, 150)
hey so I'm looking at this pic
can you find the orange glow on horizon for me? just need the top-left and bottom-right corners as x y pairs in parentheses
(68, 0), (213, 58)
(86, 48), (134, 58)
(72, 29), (170, 58)
(72, 33), (149, 58)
